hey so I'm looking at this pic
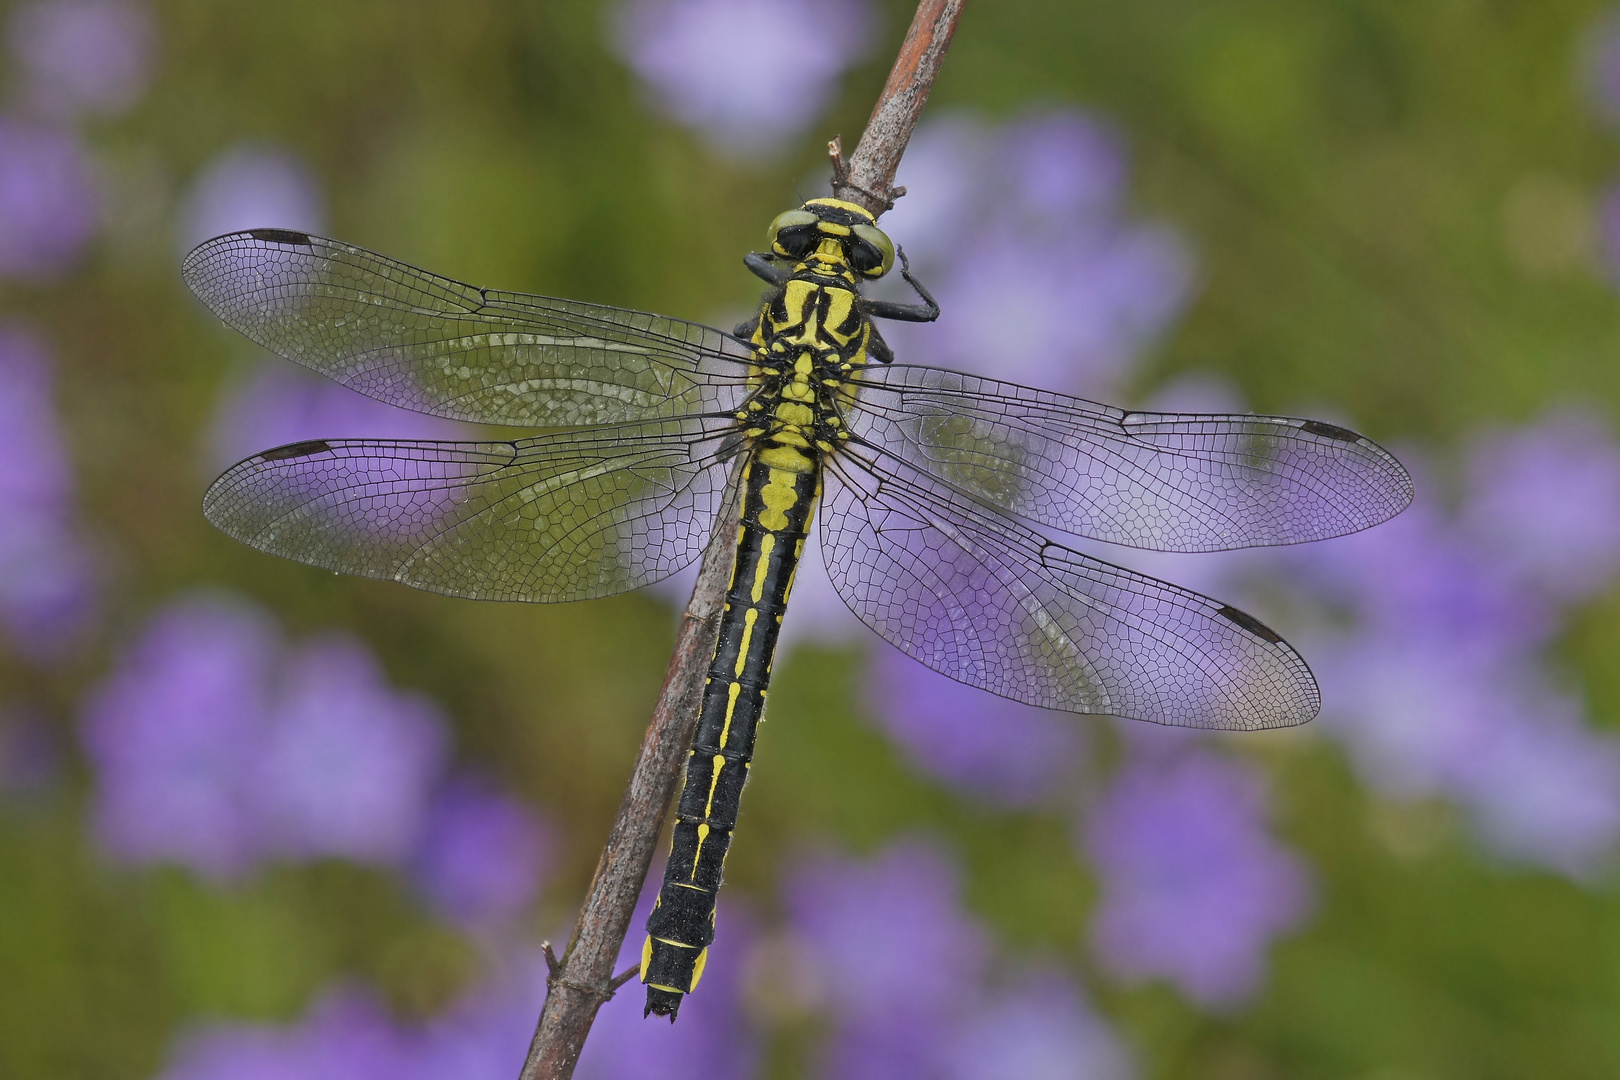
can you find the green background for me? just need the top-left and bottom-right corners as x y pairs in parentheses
(4, 1), (1620, 1077)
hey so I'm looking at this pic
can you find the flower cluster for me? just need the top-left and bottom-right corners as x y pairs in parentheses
(0, 0), (157, 280)
(1291, 409), (1620, 877)
(1081, 737), (1313, 1007)
(781, 841), (1135, 1080)
(0, 325), (98, 658)
(878, 109), (1194, 400)
(609, 0), (875, 158)
(80, 591), (552, 927)
(862, 645), (1084, 807)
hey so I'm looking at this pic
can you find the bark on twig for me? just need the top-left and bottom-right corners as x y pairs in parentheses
(833, 0), (967, 218)
(517, 3), (966, 1076)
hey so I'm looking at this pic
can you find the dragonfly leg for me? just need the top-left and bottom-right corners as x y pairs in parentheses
(862, 247), (940, 323)
(866, 321), (896, 364)
(743, 251), (793, 286)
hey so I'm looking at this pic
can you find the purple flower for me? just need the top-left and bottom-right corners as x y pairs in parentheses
(784, 841), (986, 1080)
(0, 325), (97, 657)
(205, 362), (466, 474)
(412, 951), (548, 1080)
(1460, 407), (1620, 603)
(942, 971), (1135, 1080)
(863, 644), (1083, 806)
(574, 872), (760, 1080)
(81, 595), (280, 878)
(6, 0), (156, 119)
(1315, 632), (1620, 877)
(1290, 490), (1555, 665)
(178, 142), (325, 253)
(1284, 430), (1620, 877)
(160, 988), (412, 1080)
(81, 591), (450, 877)
(1082, 746), (1313, 1008)
(879, 110), (1193, 399)
(610, 0), (875, 157)
(253, 634), (448, 864)
(412, 775), (554, 928)
(0, 118), (98, 279)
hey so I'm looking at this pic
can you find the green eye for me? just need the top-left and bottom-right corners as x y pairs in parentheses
(850, 223), (895, 277)
(766, 209), (819, 259)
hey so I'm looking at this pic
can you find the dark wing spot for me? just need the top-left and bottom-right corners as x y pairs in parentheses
(1216, 604), (1284, 644)
(260, 439), (332, 461)
(247, 228), (313, 245)
(1300, 419), (1362, 442)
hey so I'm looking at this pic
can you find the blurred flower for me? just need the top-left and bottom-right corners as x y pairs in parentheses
(783, 841), (986, 1079)
(610, 0), (874, 157)
(0, 325), (98, 658)
(863, 644), (1083, 807)
(1288, 421), (1620, 878)
(81, 591), (450, 878)
(411, 775), (554, 929)
(81, 596), (280, 878)
(161, 988), (413, 1080)
(880, 109), (1194, 399)
(411, 951), (548, 1080)
(178, 142), (325, 253)
(1314, 614), (1620, 878)
(0, 118), (98, 279)
(205, 362), (466, 474)
(576, 877), (760, 1080)
(6, 0), (157, 119)
(1082, 746), (1313, 1008)
(1460, 408), (1620, 603)
(942, 970), (1135, 1080)
(253, 635), (448, 864)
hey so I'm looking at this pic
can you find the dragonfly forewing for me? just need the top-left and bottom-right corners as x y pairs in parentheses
(845, 363), (1413, 552)
(183, 230), (752, 428)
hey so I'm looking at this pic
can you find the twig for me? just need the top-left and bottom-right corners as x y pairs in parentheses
(516, 3), (966, 1077)
(833, 0), (967, 218)
(518, 467), (741, 1080)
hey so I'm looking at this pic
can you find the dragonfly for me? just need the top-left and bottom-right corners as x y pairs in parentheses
(184, 200), (1412, 1020)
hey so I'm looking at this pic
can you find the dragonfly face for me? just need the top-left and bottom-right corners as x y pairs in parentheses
(183, 206), (1413, 1021)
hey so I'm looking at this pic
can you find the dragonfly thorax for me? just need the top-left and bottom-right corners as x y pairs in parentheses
(740, 262), (875, 456)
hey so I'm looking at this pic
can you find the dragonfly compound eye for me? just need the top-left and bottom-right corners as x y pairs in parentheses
(850, 223), (895, 277)
(767, 209), (819, 260)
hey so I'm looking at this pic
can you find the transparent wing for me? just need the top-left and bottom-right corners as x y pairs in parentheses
(202, 418), (738, 603)
(182, 230), (751, 427)
(820, 446), (1319, 729)
(845, 363), (1413, 552)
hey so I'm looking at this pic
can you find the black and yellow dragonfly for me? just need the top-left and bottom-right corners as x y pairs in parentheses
(184, 199), (1411, 1020)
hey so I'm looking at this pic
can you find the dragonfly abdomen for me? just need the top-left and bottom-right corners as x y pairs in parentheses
(641, 449), (821, 1019)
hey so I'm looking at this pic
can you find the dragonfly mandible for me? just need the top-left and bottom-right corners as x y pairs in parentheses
(183, 200), (1412, 1020)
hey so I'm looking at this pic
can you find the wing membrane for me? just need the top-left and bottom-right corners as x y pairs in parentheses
(820, 448), (1318, 729)
(203, 419), (737, 603)
(846, 364), (1413, 552)
(182, 230), (750, 427)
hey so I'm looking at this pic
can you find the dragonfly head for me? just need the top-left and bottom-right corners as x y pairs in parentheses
(767, 198), (896, 279)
